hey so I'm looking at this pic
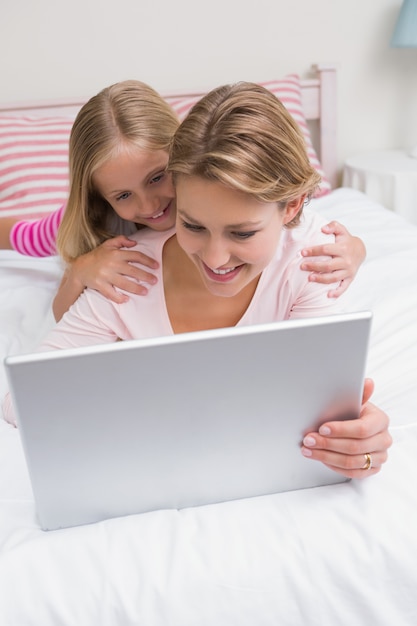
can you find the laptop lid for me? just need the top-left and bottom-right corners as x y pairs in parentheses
(4, 311), (372, 531)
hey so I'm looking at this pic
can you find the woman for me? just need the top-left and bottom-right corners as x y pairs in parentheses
(3, 81), (391, 478)
(0, 80), (365, 322)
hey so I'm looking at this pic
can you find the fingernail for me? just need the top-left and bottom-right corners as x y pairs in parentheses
(301, 447), (313, 457)
(319, 426), (331, 435)
(303, 435), (316, 447)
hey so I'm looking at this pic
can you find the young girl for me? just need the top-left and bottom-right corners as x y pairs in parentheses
(0, 80), (365, 322)
(3, 81), (391, 479)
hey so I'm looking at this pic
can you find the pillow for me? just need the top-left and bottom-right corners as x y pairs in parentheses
(0, 75), (330, 221)
(0, 115), (73, 219)
(165, 74), (331, 198)
(260, 75), (331, 197)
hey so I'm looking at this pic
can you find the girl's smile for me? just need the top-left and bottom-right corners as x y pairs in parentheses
(142, 200), (174, 224)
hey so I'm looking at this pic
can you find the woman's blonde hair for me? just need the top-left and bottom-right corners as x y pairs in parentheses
(168, 82), (321, 227)
(57, 79), (179, 262)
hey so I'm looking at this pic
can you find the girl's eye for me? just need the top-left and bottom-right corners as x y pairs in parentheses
(181, 220), (204, 232)
(116, 191), (131, 201)
(232, 231), (257, 239)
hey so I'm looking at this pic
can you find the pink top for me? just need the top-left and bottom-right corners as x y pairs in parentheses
(42, 209), (340, 348)
(3, 209), (340, 425)
(10, 205), (65, 256)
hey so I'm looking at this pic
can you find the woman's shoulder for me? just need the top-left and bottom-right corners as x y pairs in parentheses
(284, 208), (333, 246)
(130, 227), (176, 250)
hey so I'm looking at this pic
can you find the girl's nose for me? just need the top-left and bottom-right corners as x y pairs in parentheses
(137, 193), (160, 217)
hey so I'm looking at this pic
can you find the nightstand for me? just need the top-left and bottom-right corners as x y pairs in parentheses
(343, 150), (417, 224)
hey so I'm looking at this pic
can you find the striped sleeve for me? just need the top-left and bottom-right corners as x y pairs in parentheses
(9, 204), (65, 256)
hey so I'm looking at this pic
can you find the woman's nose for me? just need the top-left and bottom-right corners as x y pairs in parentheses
(201, 238), (231, 269)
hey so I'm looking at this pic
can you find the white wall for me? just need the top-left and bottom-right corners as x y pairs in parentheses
(1, 0), (415, 182)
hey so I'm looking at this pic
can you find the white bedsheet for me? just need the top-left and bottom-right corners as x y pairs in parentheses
(1, 188), (416, 625)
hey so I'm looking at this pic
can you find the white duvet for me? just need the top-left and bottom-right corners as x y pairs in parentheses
(1, 188), (416, 625)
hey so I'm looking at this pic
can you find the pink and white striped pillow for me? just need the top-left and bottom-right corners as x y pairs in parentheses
(0, 75), (330, 220)
(260, 75), (331, 197)
(166, 74), (331, 198)
(0, 115), (73, 220)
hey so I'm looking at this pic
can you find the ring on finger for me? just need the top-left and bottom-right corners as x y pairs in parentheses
(362, 453), (373, 471)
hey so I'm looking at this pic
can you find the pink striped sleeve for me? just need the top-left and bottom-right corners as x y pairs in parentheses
(9, 204), (65, 257)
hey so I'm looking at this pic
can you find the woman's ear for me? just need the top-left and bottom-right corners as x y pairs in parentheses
(283, 195), (306, 225)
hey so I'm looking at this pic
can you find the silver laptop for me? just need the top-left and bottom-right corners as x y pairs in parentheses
(4, 311), (372, 531)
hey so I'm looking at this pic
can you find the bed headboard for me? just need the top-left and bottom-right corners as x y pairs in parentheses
(301, 64), (337, 189)
(0, 64), (337, 189)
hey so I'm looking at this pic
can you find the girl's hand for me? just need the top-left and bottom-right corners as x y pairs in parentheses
(53, 236), (159, 322)
(300, 221), (366, 298)
(301, 379), (392, 479)
(72, 236), (159, 303)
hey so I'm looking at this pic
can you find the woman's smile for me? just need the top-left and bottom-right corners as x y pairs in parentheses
(202, 262), (243, 283)
(175, 176), (290, 298)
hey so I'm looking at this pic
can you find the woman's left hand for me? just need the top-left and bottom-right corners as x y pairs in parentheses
(300, 221), (366, 298)
(301, 379), (392, 479)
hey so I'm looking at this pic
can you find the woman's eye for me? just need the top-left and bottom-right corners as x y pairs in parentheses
(233, 231), (256, 239)
(182, 220), (204, 232)
(150, 173), (164, 185)
(116, 192), (131, 201)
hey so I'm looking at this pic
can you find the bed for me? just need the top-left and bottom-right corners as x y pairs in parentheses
(1, 65), (417, 625)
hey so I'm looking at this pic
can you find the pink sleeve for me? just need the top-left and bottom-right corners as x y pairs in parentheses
(9, 204), (66, 257)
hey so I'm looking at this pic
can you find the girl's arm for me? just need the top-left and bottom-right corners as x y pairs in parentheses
(5, 207), (64, 256)
(0, 209), (160, 322)
(0, 216), (20, 249)
(53, 235), (159, 321)
(300, 221), (366, 298)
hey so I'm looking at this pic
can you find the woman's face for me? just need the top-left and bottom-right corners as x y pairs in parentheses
(92, 146), (176, 231)
(175, 176), (299, 298)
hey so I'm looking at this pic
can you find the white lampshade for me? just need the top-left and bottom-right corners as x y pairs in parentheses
(391, 0), (417, 47)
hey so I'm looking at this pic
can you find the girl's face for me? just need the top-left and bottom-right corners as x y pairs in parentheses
(175, 176), (301, 298)
(92, 147), (176, 231)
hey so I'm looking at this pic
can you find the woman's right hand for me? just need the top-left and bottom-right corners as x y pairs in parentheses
(53, 236), (159, 321)
(301, 379), (392, 478)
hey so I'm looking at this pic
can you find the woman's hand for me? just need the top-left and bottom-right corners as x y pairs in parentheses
(301, 379), (392, 479)
(300, 221), (366, 298)
(53, 236), (159, 321)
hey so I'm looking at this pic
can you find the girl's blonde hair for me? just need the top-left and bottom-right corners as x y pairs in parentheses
(57, 80), (179, 262)
(168, 82), (321, 227)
